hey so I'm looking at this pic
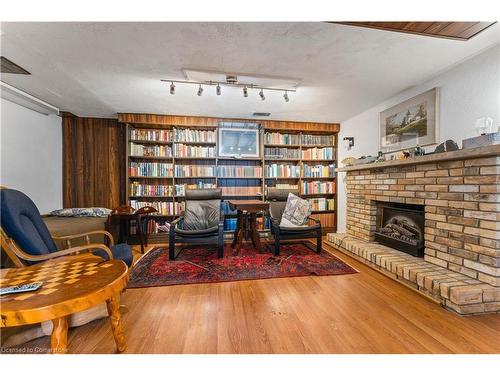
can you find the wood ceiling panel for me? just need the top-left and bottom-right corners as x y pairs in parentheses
(334, 22), (496, 41)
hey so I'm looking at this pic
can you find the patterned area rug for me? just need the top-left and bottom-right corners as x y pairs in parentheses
(128, 243), (358, 288)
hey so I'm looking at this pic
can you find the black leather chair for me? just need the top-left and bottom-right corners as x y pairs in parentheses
(266, 188), (322, 256)
(169, 188), (224, 260)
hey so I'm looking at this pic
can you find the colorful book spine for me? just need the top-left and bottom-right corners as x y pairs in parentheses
(129, 200), (183, 216)
(264, 132), (300, 145)
(307, 198), (335, 211)
(301, 147), (334, 160)
(220, 186), (261, 196)
(129, 162), (173, 177)
(265, 164), (300, 178)
(130, 129), (172, 142)
(302, 164), (335, 178)
(264, 147), (300, 159)
(301, 181), (335, 194)
(174, 129), (216, 143)
(130, 143), (172, 157)
(174, 183), (217, 196)
(216, 166), (262, 178)
(173, 144), (215, 158)
(301, 134), (335, 146)
(130, 182), (174, 197)
(174, 165), (216, 177)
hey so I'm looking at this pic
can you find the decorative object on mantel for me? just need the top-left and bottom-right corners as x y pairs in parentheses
(379, 87), (439, 152)
(341, 157), (356, 167)
(351, 155), (377, 166)
(462, 117), (500, 149)
(434, 139), (459, 153)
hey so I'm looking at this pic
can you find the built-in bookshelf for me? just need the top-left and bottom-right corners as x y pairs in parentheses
(125, 122), (337, 236)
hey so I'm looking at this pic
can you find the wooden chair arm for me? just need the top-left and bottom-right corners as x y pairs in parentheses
(9, 244), (114, 264)
(52, 230), (115, 248)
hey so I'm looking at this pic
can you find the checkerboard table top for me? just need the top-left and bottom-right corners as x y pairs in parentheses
(0, 254), (128, 327)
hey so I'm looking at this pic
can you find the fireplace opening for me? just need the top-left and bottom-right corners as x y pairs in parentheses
(375, 202), (425, 257)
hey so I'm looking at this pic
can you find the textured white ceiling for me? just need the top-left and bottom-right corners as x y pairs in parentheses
(0, 22), (498, 122)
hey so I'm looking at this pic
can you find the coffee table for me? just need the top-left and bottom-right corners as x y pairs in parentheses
(0, 254), (129, 354)
(227, 200), (270, 253)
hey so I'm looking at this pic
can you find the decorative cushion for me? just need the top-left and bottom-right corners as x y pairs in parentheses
(50, 207), (111, 218)
(280, 193), (311, 227)
(93, 243), (133, 267)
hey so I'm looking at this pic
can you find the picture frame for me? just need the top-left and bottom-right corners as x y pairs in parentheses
(379, 87), (439, 152)
(218, 127), (260, 158)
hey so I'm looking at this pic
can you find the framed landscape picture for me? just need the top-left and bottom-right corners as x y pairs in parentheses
(379, 88), (439, 152)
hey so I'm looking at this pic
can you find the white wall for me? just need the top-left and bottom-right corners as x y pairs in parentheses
(1, 98), (63, 213)
(337, 44), (500, 233)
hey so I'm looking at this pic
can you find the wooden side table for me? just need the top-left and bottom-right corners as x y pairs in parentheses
(0, 254), (129, 354)
(227, 200), (269, 253)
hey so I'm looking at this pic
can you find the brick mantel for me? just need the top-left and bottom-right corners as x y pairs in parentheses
(329, 146), (500, 314)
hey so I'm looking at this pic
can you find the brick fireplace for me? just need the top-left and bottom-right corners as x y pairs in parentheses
(327, 145), (500, 315)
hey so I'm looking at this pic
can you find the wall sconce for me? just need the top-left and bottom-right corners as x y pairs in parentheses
(343, 137), (354, 150)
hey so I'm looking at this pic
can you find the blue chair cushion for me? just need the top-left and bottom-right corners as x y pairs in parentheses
(93, 243), (133, 267)
(1, 189), (58, 256)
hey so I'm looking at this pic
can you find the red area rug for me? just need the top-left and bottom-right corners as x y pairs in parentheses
(128, 243), (357, 288)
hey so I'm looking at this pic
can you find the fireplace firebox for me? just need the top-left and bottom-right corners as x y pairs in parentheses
(375, 202), (424, 257)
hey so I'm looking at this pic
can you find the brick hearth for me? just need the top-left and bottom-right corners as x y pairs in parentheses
(330, 146), (500, 314)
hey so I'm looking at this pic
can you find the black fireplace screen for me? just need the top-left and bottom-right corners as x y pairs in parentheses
(375, 203), (425, 257)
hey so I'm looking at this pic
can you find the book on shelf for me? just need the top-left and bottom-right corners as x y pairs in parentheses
(264, 147), (300, 159)
(301, 181), (335, 194)
(130, 129), (172, 142)
(174, 183), (217, 196)
(129, 162), (173, 177)
(220, 186), (261, 196)
(174, 128), (216, 143)
(302, 164), (335, 178)
(173, 144), (215, 158)
(130, 182), (174, 197)
(129, 200), (184, 216)
(174, 165), (216, 177)
(265, 164), (300, 178)
(301, 134), (335, 146)
(301, 147), (335, 160)
(307, 198), (335, 211)
(216, 166), (262, 178)
(264, 132), (299, 145)
(130, 143), (172, 157)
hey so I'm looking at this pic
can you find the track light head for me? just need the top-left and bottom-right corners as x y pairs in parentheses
(216, 83), (221, 96)
(169, 82), (175, 95)
(243, 86), (248, 98)
(259, 89), (265, 101)
(283, 91), (289, 102)
(197, 84), (203, 96)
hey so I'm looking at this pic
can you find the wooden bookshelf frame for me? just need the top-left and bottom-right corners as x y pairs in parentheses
(121, 114), (339, 236)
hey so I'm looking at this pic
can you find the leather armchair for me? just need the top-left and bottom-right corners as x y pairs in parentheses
(267, 188), (322, 256)
(0, 188), (133, 267)
(169, 188), (224, 260)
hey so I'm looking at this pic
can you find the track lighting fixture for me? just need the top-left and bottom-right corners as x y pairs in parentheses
(161, 79), (295, 102)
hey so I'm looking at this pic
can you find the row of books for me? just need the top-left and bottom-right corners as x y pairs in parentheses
(264, 132), (300, 145)
(130, 143), (172, 157)
(130, 129), (172, 142)
(174, 165), (216, 177)
(174, 129), (216, 143)
(307, 198), (335, 211)
(216, 166), (262, 178)
(129, 200), (184, 216)
(302, 147), (334, 160)
(173, 144), (216, 158)
(130, 182), (174, 197)
(301, 134), (335, 146)
(302, 164), (335, 178)
(129, 162), (174, 177)
(301, 181), (335, 195)
(223, 217), (270, 231)
(220, 186), (261, 196)
(174, 183), (216, 196)
(264, 147), (300, 159)
(265, 164), (301, 178)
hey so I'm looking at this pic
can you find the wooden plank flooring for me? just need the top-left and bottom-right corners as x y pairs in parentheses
(12, 244), (500, 354)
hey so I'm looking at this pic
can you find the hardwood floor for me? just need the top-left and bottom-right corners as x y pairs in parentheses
(13, 243), (500, 354)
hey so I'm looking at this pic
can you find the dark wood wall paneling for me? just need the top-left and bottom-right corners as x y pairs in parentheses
(62, 113), (126, 209)
(335, 22), (496, 41)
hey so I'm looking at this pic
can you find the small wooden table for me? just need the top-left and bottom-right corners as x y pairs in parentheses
(0, 254), (129, 354)
(228, 200), (269, 253)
